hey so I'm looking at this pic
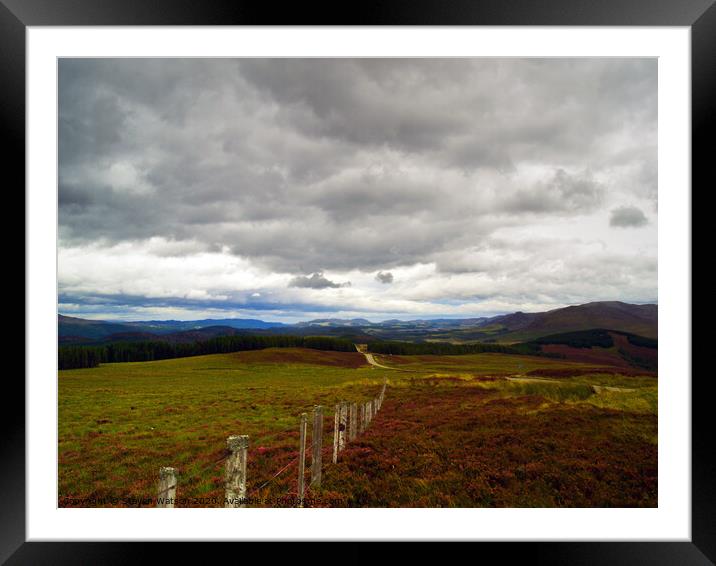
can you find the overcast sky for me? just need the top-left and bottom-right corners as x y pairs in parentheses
(58, 58), (657, 322)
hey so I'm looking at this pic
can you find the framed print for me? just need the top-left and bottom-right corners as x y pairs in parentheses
(6, 0), (711, 562)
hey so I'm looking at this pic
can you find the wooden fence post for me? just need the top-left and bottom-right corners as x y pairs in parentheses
(359, 402), (365, 434)
(298, 413), (307, 507)
(333, 403), (340, 464)
(366, 401), (372, 426)
(157, 466), (177, 508)
(311, 405), (323, 487)
(349, 402), (357, 441)
(339, 402), (347, 452)
(225, 435), (249, 508)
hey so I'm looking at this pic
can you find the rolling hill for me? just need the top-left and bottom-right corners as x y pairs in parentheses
(58, 314), (145, 341)
(483, 301), (657, 342)
(528, 328), (657, 371)
(58, 314), (286, 344)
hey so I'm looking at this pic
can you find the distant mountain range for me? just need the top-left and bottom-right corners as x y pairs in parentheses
(59, 301), (657, 345)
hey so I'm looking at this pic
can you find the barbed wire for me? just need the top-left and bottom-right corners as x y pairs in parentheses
(248, 441), (314, 497)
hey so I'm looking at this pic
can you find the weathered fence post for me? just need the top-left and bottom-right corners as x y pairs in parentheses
(311, 405), (323, 487)
(333, 403), (340, 464)
(366, 401), (372, 426)
(359, 402), (365, 434)
(225, 435), (249, 508)
(298, 412), (307, 507)
(157, 466), (177, 508)
(349, 402), (357, 441)
(374, 398), (379, 416)
(339, 402), (347, 452)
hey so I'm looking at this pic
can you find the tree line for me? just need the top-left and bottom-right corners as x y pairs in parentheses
(59, 335), (356, 370)
(366, 340), (543, 356)
(534, 329), (615, 349)
(533, 328), (657, 350)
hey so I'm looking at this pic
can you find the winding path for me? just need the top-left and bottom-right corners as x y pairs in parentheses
(354, 344), (397, 370)
(354, 343), (422, 372)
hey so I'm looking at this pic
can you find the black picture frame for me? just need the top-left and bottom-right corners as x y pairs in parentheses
(6, 0), (709, 562)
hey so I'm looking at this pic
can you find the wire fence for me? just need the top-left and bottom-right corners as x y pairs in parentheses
(152, 377), (388, 508)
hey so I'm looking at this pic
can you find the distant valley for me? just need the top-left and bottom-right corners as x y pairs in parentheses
(60, 300), (656, 347)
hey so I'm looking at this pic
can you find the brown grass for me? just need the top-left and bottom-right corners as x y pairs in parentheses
(319, 384), (657, 507)
(229, 348), (368, 368)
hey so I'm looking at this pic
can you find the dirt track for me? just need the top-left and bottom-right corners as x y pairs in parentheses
(354, 344), (417, 371)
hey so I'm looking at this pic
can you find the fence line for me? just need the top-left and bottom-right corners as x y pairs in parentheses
(156, 376), (388, 508)
(224, 435), (249, 508)
(156, 467), (177, 508)
(311, 405), (323, 487)
(297, 413), (308, 506)
(154, 448), (231, 505)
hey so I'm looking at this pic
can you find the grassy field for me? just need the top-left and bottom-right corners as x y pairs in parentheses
(58, 348), (657, 507)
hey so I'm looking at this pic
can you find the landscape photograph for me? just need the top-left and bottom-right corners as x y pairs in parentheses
(58, 58), (657, 509)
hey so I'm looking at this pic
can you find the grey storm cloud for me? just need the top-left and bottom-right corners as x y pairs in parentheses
(610, 206), (649, 228)
(375, 271), (394, 284)
(59, 58), (657, 274)
(501, 169), (605, 214)
(288, 272), (351, 289)
(57, 58), (657, 318)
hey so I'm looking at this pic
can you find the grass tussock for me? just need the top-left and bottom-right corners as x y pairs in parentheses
(583, 387), (657, 415)
(503, 381), (595, 403)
